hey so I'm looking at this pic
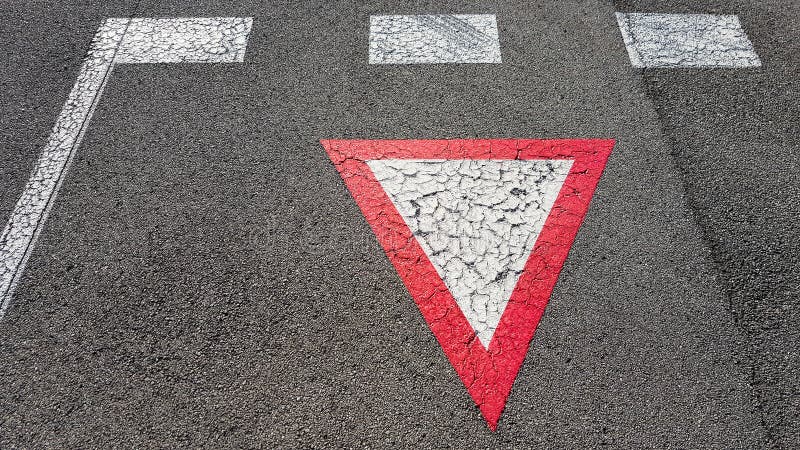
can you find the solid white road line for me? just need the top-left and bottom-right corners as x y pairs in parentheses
(0, 17), (252, 317)
(369, 14), (502, 64)
(615, 13), (761, 68)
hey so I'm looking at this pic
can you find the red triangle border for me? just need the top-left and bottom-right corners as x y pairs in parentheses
(321, 139), (614, 430)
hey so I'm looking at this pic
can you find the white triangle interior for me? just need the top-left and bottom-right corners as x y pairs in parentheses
(367, 159), (573, 349)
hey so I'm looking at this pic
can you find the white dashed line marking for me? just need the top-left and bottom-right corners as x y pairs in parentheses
(369, 14), (502, 64)
(0, 17), (252, 317)
(368, 159), (572, 348)
(615, 13), (761, 68)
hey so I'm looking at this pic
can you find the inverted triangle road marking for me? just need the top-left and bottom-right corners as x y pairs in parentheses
(367, 159), (573, 348)
(322, 139), (614, 430)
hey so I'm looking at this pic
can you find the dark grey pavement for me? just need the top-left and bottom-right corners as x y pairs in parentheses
(0, 0), (794, 447)
(615, 0), (800, 447)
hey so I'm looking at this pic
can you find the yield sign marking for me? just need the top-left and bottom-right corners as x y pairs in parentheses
(321, 139), (614, 430)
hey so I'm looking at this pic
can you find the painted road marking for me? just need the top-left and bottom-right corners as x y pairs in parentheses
(116, 18), (251, 63)
(322, 139), (614, 429)
(0, 17), (252, 317)
(368, 159), (573, 349)
(615, 13), (761, 68)
(369, 14), (502, 64)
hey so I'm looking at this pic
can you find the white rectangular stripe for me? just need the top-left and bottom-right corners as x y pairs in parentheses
(116, 17), (253, 63)
(615, 13), (761, 68)
(369, 14), (502, 64)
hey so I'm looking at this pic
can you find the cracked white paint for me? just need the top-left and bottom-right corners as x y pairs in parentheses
(616, 13), (761, 68)
(368, 159), (572, 348)
(116, 17), (252, 63)
(369, 14), (502, 64)
(0, 17), (252, 317)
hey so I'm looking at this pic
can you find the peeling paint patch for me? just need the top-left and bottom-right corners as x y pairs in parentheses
(615, 13), (761, 68)
(0, 17), (253, 316)
(321, 139), (614, 430)
(369, 14), (502, 64)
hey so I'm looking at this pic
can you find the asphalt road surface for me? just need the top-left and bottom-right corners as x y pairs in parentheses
(615, 0), (799, 447)
(1, 0), (796, 448)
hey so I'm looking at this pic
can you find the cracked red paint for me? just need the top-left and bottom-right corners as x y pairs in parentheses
(321, 139), (614, 430)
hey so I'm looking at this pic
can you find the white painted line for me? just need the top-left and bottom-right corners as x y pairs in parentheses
(0, 17), (253, 317)
(369, 14), (502, 64)
(615, 13), (761, 68)
(368, 159), (572, 348)
(0, 18), (128, 318)
(116, 17), (252, 63)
